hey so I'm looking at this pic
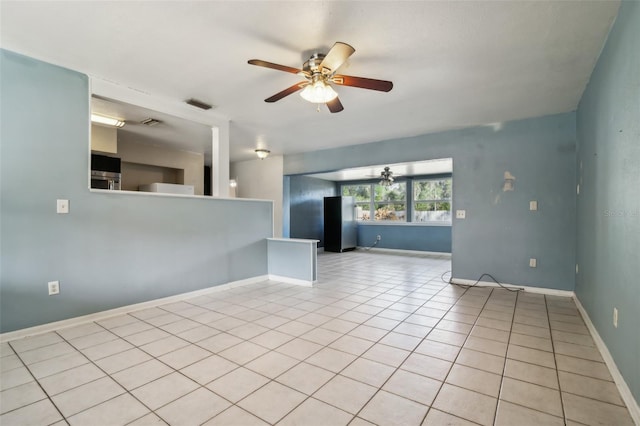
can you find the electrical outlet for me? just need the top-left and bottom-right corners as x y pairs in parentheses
(456, 210), (466, 219)
(529, 258), (537, 268)
(48, 281), (60, 295)
(529, 200), (538, 211)
(613, 308), (618, 328)
(57, 199), (69, 214)
(376, 235), (381, 241)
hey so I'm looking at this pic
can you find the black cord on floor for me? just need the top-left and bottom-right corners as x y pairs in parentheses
(363, 239), (379, 251)
(441, 270), (524, 292)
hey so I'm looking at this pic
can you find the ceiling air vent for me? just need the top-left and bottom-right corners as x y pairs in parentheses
(140, 118), (162, 126)
(185, 98), (214, 110)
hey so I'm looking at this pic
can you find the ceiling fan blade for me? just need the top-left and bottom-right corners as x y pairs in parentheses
(319, 42), (355, 74)
(326, 97), (344, 113)
(264, 82), (307, 103)
(248, 59), (303, 75)
(331, 74), (393, 92)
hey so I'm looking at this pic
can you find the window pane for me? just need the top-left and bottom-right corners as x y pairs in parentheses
(415, 202), (436, 212)
(414, 179), (451, 200)
(355, 203), (371, 220)
(437, 201), (451, 211)
(413, 202), (433, 222)
(413, 178), (452, 223)
(414, 203), (451, 222)
(374, 203), (406, 221)
(414, 181), (433, 200)
(374, 182), (406, 202)
(342, 185), (371, 202)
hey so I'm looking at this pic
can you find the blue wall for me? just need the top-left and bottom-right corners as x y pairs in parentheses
(0, 50), (273, 333)
(285, 175), (337, 246)
(575, 0), (640, 403)
(358, 225), (451, 253)
(285, 113), (577, 290)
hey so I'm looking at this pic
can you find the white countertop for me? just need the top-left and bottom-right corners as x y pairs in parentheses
(267, 238), (320, 243)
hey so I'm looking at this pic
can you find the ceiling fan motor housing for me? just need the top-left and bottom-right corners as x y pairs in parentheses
(303, 53), (327, 74)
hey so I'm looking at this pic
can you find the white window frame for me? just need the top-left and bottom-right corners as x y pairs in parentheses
(342, 182), (407, 222)
(412, 177), (452, 224)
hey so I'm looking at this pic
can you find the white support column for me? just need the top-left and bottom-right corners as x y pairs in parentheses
(210, 123), (230, 197)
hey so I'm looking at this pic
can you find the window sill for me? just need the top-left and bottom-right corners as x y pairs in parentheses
(357, 221), (451, 227)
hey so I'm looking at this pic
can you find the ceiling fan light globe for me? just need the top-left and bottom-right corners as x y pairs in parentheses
(300, 81), (338, 104)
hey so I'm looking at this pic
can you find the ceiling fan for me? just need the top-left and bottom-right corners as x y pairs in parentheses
(366, 166), (398, 186)
(248, 42), (393, 113)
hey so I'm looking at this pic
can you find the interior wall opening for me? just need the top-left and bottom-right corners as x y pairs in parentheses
(89, 95), (214, 196)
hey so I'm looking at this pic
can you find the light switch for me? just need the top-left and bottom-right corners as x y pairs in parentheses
(456, 210), (466, 219)
(529, 201), (538, 211)
(529, 258), (537, 268)
(57, 199), (69, 214)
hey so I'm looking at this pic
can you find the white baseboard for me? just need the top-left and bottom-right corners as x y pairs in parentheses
(268, 274), (314, 287)
(357, 247), (452, 258)
(450, 277), (575, 297)
(0, 275), (269, 343)
(573, 297), (640, 424)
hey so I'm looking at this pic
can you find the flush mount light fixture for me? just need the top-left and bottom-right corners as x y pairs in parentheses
(140, 118), (162, 126)
(255, 149), (270, 160)
(300, 80), (338, 104)
(91, 113), (125, 128)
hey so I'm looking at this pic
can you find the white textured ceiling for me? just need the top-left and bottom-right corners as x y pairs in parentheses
(1, 1), (619, 162)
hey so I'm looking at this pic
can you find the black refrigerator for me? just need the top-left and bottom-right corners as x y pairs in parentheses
(324, 196), (357, 252)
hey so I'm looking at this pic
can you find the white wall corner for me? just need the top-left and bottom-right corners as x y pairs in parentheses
(230, 155), (284, 237)
(211, 125), (230, 197)
(267, 274), (314, 287)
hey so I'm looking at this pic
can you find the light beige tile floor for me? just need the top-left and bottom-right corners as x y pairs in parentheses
(0, 250), (636, 425)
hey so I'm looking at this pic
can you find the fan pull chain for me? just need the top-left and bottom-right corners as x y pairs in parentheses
(317, 104), (321, 113)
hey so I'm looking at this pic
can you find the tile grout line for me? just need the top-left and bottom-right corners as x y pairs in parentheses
(419, 286), (505, 425)
(492, 288), (519, 426)
(545, 295), (569, 426)
(211, 270), (455, 424)
(103, 261), (452, 424)
(5, 340), (68, 424)
(53, 323), (180, 425)
(346, 279), (477, 424)
(411, 283), (498, 425)
(238, 272), (457, 424)
(503, 297), (577, 422)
